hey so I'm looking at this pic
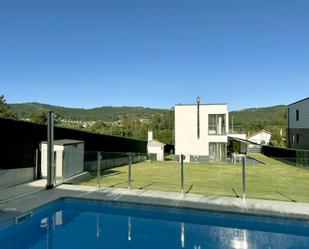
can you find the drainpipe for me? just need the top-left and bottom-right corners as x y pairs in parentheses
(46, 111), (54, 189)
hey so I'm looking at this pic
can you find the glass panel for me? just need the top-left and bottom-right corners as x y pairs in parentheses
(209, 143), (227, 162)
(208, 114), (226, 135)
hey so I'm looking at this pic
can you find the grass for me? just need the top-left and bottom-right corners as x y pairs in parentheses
(80, 153), (309, 203)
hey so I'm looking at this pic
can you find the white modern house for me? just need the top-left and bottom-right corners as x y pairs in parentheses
(175, 99), (228, 162)
(247, 130), (272, 145)
(147, 131), (165, 161)
(41, 139), (84, 180)
(287, 97), (309, 150)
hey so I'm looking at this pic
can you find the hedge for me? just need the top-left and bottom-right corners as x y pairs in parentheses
(0, 117), (147, 169)
(261, 145), (309, 168)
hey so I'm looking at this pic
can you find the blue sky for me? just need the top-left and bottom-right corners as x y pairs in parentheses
(0, 0), (308, 111)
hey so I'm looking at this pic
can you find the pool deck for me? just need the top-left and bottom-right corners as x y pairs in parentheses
(1, 180), (309, 225)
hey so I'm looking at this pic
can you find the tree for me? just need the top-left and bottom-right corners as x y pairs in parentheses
(270, 130), (284, 147)
(0, 95), (16, 119)
(29, 112), (47, 124)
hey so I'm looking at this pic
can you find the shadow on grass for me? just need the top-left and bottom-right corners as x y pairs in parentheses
(138, 182), (158, 189)
(276, 191), (296, 202)
(231, 187), (240, 198)
(109, 181), (129, 188)
(100, 170), (126, 177)
(186, 184), (194, 193)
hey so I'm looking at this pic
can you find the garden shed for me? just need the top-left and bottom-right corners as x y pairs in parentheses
(41, 139), (84, 179)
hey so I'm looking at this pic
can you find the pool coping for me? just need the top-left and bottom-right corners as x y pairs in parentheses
(1, 183), (309, 226)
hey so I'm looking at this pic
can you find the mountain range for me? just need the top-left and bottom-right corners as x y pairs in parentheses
(9, 102), (287, 135)
(9, 102), (169, 121)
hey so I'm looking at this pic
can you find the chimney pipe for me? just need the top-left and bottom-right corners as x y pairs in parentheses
(196, 96), (200, 139)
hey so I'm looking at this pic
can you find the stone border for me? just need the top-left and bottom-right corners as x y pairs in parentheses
(1, 184), (309, 226)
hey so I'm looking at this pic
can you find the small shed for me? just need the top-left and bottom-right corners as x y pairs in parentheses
(41, 139), (84, 179)
(147, 131), (165, 161)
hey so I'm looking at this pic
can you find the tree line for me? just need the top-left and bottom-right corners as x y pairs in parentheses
(1, 94), (287, 147)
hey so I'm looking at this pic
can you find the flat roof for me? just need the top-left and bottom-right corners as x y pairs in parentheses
(175, 103), (227, 106)
(41, 139), (84, 145)
(147, 140), (165, 147)
(288, 97), (309, 106)
(228, 136), (260, 145)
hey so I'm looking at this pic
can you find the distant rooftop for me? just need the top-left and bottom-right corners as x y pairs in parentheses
(147, 140), (165, 147)
(41, 139), (84, 145)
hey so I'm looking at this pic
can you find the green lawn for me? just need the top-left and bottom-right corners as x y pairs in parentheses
(81, 153), (309, 203)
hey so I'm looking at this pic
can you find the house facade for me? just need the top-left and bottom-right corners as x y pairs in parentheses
(175, 101), (228, 162)
(287, 97), (309, 150)
(147, 131), (165, 161)
(247, 130), (271, 145)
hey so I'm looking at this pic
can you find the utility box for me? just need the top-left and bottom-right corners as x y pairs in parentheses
(41, 139), (84, 179)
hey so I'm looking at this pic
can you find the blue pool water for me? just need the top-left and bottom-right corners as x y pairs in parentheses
(1, 198), (309, 249)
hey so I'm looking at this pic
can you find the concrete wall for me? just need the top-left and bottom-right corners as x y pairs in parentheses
(84, 155), (147, 172)
(289, 98), (309, 129)
(148, 146), (164, 161)
(175, 104), (228, 161)
(0, 168), (34, 189)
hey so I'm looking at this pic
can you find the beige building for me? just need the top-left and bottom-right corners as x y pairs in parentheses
(175, 100), (228, 162)
(147, 131), (165, 161)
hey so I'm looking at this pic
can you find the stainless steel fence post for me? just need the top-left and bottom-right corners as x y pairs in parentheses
(35, 149), (39, 179)
(128, 153), (132, 190)
(97, 152), (101, 188)
(242, 156), (246, 200)
(181, 154), (184, 195)
(46, 111), (54, 189)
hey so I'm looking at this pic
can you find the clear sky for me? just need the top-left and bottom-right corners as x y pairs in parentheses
(1, 0), (308, 111)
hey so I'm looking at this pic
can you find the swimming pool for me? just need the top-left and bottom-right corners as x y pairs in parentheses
(1, 198), (309, 249)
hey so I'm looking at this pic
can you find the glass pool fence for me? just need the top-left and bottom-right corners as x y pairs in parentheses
(75, 152), (309, 203)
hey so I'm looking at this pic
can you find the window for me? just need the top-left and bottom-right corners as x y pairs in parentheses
(208, 114), (226, 135)
(292, 133), (295, 144)
(296, 110), (299, 121)
(296, 134), (300, 144)
(209, 143), (226, 162)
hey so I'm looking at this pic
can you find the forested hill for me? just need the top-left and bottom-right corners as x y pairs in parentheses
(229, 105), (287, 135)
(9, 102), (169, 121)
(9, 102), (288, 137)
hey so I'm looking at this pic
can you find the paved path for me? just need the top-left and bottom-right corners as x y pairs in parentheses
(0, 180), (46, 203)
(1, 183), (309, 225)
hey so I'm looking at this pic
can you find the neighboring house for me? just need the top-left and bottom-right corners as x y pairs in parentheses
(175, 99), (228, 162)
(247, 130), (272, 145)
(147, 131), (165, 161)
(287, 97), (309, 150)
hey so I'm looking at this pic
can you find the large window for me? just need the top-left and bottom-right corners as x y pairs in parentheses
(208, 114), (226, 135)
(209, 143), (227, 162)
